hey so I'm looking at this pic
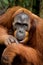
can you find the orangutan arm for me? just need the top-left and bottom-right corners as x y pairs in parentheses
(0, 26), (8, 44)
(0, 26), (18, 46)
(1, 43), (42, 65)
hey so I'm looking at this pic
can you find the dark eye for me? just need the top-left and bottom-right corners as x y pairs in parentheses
(13, 23), (21, 30)
(15, 23), (21, 28)
(23, 24), (28, 31)
(15, 23), (21, 26)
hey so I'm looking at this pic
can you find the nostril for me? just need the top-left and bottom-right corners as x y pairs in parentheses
(16, 29), (25, 41)
(19, 30), (23, 33)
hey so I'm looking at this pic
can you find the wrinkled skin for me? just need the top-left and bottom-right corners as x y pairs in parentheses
(0, 6), (43, 65)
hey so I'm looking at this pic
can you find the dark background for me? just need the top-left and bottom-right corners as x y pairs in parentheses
(0, 0), (43, 18)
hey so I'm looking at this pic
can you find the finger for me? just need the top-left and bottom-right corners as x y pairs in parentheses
(7, 39), (11, 45)
(4, 40), (9, 46)
(9, 37), (14, 43)
(10, 36), (19, 44)
(13, 37), (19, 44)
(10, 36), (15, 42)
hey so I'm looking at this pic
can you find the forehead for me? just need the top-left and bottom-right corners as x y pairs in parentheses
(17, 13), (29, 19)
(14, 12), (29, 22)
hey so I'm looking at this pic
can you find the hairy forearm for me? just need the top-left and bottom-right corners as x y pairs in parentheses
(0, 26), (8, 44)
(2, 43), (41, 65)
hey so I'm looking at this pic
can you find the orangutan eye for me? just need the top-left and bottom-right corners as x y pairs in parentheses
(13, 22), (21, 30)
(23, 24), (28, 31)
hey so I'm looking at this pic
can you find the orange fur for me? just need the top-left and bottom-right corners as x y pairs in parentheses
(2, 43), (43, 65)
(0, 6), (43, 65)
(0, 6), (21, 29)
